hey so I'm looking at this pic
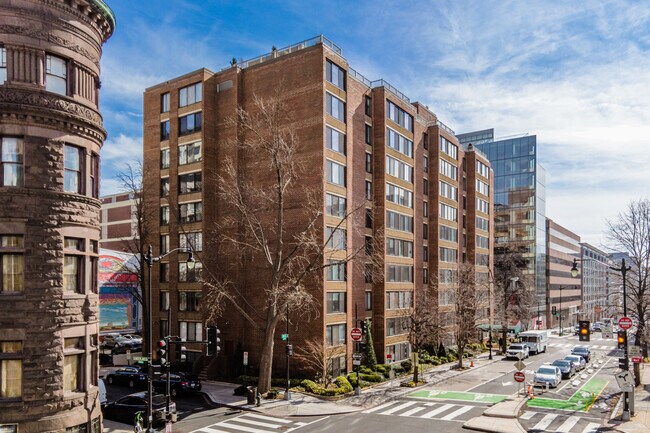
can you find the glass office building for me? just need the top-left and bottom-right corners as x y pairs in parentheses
(458, 129), (547, 327)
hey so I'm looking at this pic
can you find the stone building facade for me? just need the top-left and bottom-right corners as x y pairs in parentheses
(142, 36), (493, 377)
(0, 1), (114, 432)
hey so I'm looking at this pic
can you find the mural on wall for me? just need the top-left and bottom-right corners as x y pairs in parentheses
(99, 251), (140, 332)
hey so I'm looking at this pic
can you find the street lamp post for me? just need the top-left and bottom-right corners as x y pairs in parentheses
(488, 281), (493, 360)
(558, 286), (563, 337)
(144, 245), (194, 432)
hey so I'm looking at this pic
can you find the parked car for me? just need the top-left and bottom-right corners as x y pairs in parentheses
(574, 326), (580, 335)
(552, 359), (576, 379)
(153, 373), (202, 397)
(98, 378), (107, 405)
(102, 334), (138, 349)
(571, 346), (592, 363)
(102, 392), (175, 426)
(564, 354), (586, 371)
(534, 365), (562, 388)
(592, 322), (603, 332)
(505, 343), (530, 360)
(105, 366), (147, 388)
(122, 334), (143, 345)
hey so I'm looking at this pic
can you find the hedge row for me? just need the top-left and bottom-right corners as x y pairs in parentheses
(300, 376), (353, 396)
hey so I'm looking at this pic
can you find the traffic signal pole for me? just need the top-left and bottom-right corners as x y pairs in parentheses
(610, 258), (632, 420)
(145, 248), (153, 433)
(166, 307), (171, 420)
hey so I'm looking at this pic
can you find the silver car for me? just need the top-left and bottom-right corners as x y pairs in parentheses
(506, 343), (530, 360)
(534, 365), (562, 388)
(564, 354), (586, 371)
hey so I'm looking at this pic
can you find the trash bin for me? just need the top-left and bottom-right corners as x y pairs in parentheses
(247, 386), (257, 405)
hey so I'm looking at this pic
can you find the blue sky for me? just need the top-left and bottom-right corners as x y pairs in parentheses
(99, 0), (650, 246)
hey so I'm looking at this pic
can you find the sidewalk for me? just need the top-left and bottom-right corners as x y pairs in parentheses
(611, 365), (650, 433)
(103, 419), (132, 433)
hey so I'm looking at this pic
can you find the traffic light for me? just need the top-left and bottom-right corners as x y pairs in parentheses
(579, 320), (590, 342)
(286, 344), (293, 357)
(206, 326), (221, 356)
(359, 341), (367, 352)
(619, 357), (629, 371)
(552, 306), (557, 316)
(617, 331), (627, 350)
(156, 340), (167, 365)
(360, 320), (366, 335)
(180, 345), (187, 362)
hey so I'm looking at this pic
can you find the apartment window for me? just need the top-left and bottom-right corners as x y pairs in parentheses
(160, 234), (169, 255)
(364, 264), (373, 284)
(326, 60), (346, 90)
(160, 206), (170, 225)
(386, 155), (413, 183)
(161, 93), (170, 113)
(1, 235), (23, 294)
(439, 203), (458, 222)
(423, 179), (428, 195)
(159, 263), (169, 283)
(423, 223), (428, 240)
(326, 159), (346, 186)
(439, 247), (458, 263)
(179, 82), (202, 107)
(1, 137), (24, 187)
(365, 180), (372, 200)
(477, 160), (490, 178)
(365, 152), (372, 173)
(160, 178), (169, 197)
(386, 318), (410, 336)
(179, 321), (203, 342)
(90, 241), (98, 294)
(386, 127), (413, 157)
(423, 132), (428, 150)
(160, 320), (169, 340)
(386, 264), (413, 283)
(64, 238), (84, 294)
(439, 269), (457, 284)
(160, 291), (169, 311)
(365, 124), (372, 145)
(326, 323), (346, 347)
(476, 216), (489, 231)
(326, 260), (346, 281)
(64, 145), (83, 194)
(325, 227), (346, 250)
(364, 291), (372, 310)
(179, 231), (203, 252)
(476, 179), (489, 196)
(386, 210), (413, 233)
(161, 149), (170, 169)
(477, 198), (490, 214)
(326, 126), (346, 155)
(423, 201), (428, 217)
(179, 172), (202, 194)
(325, 193), (346, 218)
(365, 208), (372, 228)
(0, 341), (22, 398)
(179, 261), (202, 282)
(386, 291), (413, 309)
(160, 121), (170, 140)
(90, 153), (99, 198)
(476, 235), (489, 249)
(386, 100), (413, 132)
(63, 338), (83, 392)
(476, 253), (490, 266)
(0, 47), (6, 84)
(439, 159), (458, 180)
(179, 112), (202, 136)
(385, 183), (413, 208)
(386, 342), (411, 362)
(386, 238), (413, 258)
(440, 225), (458, 242)
(46, 54), (67, 95)
(365, 236), (373, 255)
(423, 155), (429, 173)
(364, 96), (372, 116)
(179, 201), (202, 223)
(440, 136), (458, 159)
(439, 181), (458, 201)
(179, 141), (202, 165)
(326, 93), (345, 122)
(423, 246), (429, 261)
(326, 292), (346, 314)
(179, 291), (202, 312)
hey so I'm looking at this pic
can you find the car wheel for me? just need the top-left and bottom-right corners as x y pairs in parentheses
(171, 388), (178, 397)
(129, 379), (135, 388)
(108, 376), (113, 385)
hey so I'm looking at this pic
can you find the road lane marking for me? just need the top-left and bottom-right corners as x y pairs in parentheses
(440, 405), (473, 420)
(419, 403), (455, 418)
(582, 422), (602, 433)
(379, 401), (417, 415)
(556, 415), (580, 432)
(217, 421), (277, 433)
(532, 413), (557, 431)
(230, 417), (284, 429)
(246, 414), (292, 424)
(399, 406), (428, 417)
(362, 401), (394, 413)
(519, 411), (535, 420)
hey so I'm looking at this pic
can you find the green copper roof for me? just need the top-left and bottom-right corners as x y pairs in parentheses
(89, 0), (116, 33)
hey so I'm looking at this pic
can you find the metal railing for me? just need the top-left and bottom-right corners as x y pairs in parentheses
(437, 120), (455, 135)
(370, 79), (411, 104)
(348, 67), (372, 87)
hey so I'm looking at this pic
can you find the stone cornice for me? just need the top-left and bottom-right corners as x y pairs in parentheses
(0, 86), (106, 144)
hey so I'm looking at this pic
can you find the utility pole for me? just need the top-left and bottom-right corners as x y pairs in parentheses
(285, 303), (291, 401)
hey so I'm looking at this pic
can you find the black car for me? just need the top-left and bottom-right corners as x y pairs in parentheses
(105, 366), (147, 388)
(571, 346), (591, 362)
(552, 359), (577, 379)
(102, 392), (176, 426)
(153, 373), (201, 397)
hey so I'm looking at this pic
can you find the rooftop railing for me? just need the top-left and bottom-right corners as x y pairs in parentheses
(437, 120), (455, 136)
(348, 67), (372, 87)
(370, 79), (411, 104)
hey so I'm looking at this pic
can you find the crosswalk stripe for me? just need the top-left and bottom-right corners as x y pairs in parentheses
(362, 401), (394, 413)
(193, 428), (229, 433)
(246, 414), (291, 424)
(419, 403), (455, 419)
(440, 405), (473, 420)
(582, 422), (601, 433)
(532, 413), (557, 431)
(399, 406), (427, 417)
(229, 417), (283, 429)
(556, 415), (580, 432)
(380, 401), (417, 415)
(519, 411), (535, 420)
(218, 422), (273, 433)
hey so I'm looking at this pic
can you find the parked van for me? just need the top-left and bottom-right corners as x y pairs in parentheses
(519, 330), (549, 354)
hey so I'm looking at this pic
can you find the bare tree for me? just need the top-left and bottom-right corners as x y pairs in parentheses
(606, 198), (650, 362)
(294, 338), (346, 386)
(200, 92), (374, 394)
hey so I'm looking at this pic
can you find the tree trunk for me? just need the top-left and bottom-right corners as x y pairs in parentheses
(257, 326), (277, 394)
(458, 345), (464, 369)
(413, 354), (419, 383)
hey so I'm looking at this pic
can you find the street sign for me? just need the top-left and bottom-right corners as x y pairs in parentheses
(615, 371), (634, 392)
(632, 356), (642, 364)
(619, 317), (633, 330)
(386, 353), (392, 362)
(514, 360), (526, 371)
(514, 371), (525, 383)
(353, 359), (361, 366)
(132, 356), (149, 361)
(243, 351), (248, 366)
(350, 327), (363, 341)
(629, 346), (641, 357)
(281, 333), (289, 341)
(352, 353), (363, 361)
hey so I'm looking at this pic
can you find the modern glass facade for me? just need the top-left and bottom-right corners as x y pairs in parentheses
(458, 129), (547, 322)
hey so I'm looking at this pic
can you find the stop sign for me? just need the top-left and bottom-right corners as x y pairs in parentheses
(619, 317), (633, 330)
(514, 371), (525, 383)
(350, 327), (363, 341)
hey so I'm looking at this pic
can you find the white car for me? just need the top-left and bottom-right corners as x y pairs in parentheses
(505, 343), (530, 359)
(122, 334), (142, 345)
(534, 365), (562, 388)
(564, 354), (587, 371)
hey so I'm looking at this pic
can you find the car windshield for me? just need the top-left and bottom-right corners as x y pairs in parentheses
(573, 347), (588, 352)
(152, 395), (166, 405)
(537, 368), (556, 375)
(509, 345), (523, 350)
(553, 360), (569, 367)
(565, 356), (581, 362)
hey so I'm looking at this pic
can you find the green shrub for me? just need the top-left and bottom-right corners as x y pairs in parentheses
(376, 364), (388, 375)
(392, 365), (405, 374)
(359, 366), (374, 374)
(401, 359), (413, 372)
(361, 372), (383, 382)
(335, 376), (353, 394)
(301, 379), (319, 394)
(266, 388), (279, 399)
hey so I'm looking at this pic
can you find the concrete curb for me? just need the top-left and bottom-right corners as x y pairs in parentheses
(483, 397), (527, 419)
(463, 416), (528, 433)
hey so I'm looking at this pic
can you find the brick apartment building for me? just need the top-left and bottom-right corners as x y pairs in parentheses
(142, 36), (494, 376)
(100, 191), (138, 251)
(546, 219), (582, 331)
